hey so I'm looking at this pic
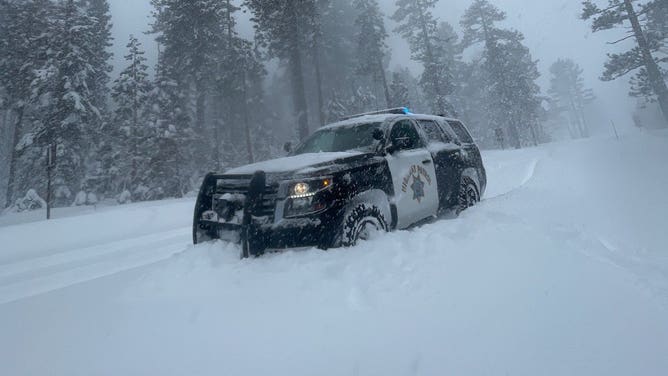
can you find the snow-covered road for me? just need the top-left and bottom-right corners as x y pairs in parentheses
(1, 133), (667, 376)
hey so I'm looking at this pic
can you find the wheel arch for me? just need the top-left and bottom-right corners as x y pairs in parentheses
(344, 189), (393, 229)
(461, 167), (483, 197)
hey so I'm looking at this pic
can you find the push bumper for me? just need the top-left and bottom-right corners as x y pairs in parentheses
(193, 171), (344, 256)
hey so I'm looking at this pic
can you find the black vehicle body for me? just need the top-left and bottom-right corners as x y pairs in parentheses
(193, 111), (486, 257)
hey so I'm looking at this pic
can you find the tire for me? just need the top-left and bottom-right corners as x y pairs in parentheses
(340, 204), (389, 247)
(457, 177), (479, 215)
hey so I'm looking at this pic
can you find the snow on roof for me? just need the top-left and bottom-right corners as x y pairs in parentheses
(321, 113), (459, 131)
(321, 114), (400, 130)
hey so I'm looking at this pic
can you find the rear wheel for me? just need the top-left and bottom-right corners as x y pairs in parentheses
(457, 177), (479, 214)
(340, 204), (388, 247)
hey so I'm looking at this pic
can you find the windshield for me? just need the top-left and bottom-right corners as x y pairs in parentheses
(293, 122), (383, 154)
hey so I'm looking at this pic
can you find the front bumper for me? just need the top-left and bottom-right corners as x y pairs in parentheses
(193, 172), (346, 254)
(197, 204), (343, 251)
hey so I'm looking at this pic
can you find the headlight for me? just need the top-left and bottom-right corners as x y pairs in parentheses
(285, 177), (334, 217)
(292, 182), (310, 197)
(288, 177), (333, 198)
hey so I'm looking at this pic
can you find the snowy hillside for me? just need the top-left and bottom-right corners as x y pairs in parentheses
(1, 133), (668, 375)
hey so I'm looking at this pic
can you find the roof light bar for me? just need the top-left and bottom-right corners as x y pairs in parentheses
(342, 107), (414, 120)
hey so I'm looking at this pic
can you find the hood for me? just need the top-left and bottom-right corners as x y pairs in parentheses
(225, 151), (367, 177)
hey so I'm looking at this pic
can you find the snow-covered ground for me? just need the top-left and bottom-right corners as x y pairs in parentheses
(1, 132), (667, 376)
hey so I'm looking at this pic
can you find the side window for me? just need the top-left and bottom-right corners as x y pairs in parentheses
(390, 120), (424, 151)
(438, 120), (459, 143)
(418, 120), (452, 143)
(448, 121), (474, 144)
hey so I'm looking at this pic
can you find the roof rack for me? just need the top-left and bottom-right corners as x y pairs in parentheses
(342, 107), (413, 120)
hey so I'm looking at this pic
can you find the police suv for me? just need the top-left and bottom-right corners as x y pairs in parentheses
(193, 108), (486, 258)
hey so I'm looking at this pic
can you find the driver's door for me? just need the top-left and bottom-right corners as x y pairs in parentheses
(385, 119), (439, 229)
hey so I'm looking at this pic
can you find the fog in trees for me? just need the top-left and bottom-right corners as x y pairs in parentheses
(1, 0), (666, 209)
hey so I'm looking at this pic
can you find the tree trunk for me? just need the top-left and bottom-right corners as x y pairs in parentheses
(195, 84), (207, 171)
(480, 7), (511, 144)
(5, 107), (24, 207)
(46, 142), (56, 220)
(508, 121), (521, 149)
(624, 0), (668, 125)
(568, 98), (583, 138)
(567, 119), (577, 139)
(285, 1), (310, 140)
(417, 6), (443, 110)
(195, 88), (206, 130)
(241, 73), (254, 164)
(528, 120), (539, 146)
(579, 109), (590, 138)
(312, 37), (325, 127)
(290, 46), (310, 140)
(131, 65), (138, 186)
(377, 55), (392, 107)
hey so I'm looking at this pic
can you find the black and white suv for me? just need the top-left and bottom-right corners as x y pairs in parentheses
(193, 108), (486, 257)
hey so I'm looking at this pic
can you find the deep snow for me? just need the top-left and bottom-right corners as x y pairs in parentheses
(1, 132), (667, 375)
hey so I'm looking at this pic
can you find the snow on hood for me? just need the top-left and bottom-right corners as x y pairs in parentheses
(225, 151), (362, 175)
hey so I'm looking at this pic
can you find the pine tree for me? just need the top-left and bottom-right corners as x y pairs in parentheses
(461, 0), (543, 148)
(143, 59), (193, 199)
(30, 0), (101, 204)
(630, 1), (668, 102)
(150, 0), (228, 132)
(430, 21), (461, 116)
(347, 86), (377, 114)
(243, 45), (273, 163)
(353, 0), (391, 107)
(389, 71), (411, 108)
(317, 0), (358, 96)
(80, 0), (113, 116)
(245, 0), (319, 140)
(222, 39), (267, 167)
(325, 90), (349, 122)
(0, 0), (53, 206)
(308, 0), (326, 127)
(497, 37), (543, 146)
(148, 0), (233, 192)
(582, 0), (668, 125)
(456, 58), (488, 144)
(393, 0), (455, 116)
(107, 35), (153, 195)
(206, 0), (269, 168)
(548, 59), (595, 139)
(78, 0), (113, 200)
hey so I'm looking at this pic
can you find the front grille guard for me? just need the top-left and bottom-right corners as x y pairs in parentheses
(193, 170), (273, 257)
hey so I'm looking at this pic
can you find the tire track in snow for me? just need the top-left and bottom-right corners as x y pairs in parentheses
(484, 157), (540, 200)
(0, 228), (191, 304)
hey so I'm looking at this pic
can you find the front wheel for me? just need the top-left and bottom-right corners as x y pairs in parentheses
(457, 177), (480, 215)
(340, 204), (389, 247)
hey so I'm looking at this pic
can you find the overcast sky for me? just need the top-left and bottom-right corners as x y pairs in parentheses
(108, 0), (640, 130)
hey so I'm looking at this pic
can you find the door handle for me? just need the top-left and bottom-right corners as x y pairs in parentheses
(422, 159), (432, 165)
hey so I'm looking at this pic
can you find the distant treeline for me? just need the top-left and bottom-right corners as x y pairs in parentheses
(0, 0), (665, 208)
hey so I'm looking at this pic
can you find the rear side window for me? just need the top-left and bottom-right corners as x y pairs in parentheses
(447, 121), (474, 144)
(417, 120), (451, 143)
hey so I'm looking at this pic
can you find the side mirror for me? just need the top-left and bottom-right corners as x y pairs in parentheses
(387, 137), (410, 154)
(283, 142), (292, 154)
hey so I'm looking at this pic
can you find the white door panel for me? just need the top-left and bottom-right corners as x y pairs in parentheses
(386, 149), (439, 229)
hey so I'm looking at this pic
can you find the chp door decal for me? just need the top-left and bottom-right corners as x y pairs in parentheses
(401, 164), (432, 203)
